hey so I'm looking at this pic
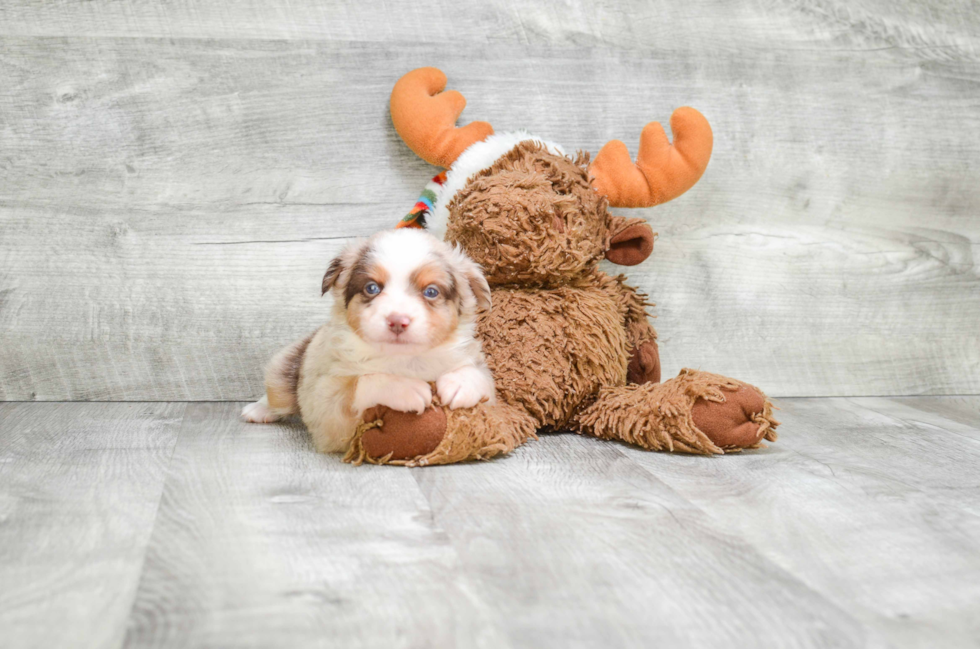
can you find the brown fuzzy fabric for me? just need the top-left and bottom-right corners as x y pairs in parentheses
(575, 369), (779, 454)
(446, 144), (609, 287)
(357, 140), (780, 465)
(591, 272), (657, 351)
(478, 273), (631, 429)
(346, 401), (536, 467)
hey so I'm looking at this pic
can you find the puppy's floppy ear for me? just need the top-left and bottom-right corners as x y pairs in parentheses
(323, 238), (373, 298)
(447, 245), (492, 311)
(322, 256), (344, 296)
(466, 265), (492, 311)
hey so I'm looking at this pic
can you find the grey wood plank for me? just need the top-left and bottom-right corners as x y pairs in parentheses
(619, 397), (980, 649)
(1, 0), (978, 55)
(409, 433), (878, 648)
(3, 398), (979, 647)
(123, 402), (503, 649)
(2, 35), (979, 400)
(892, 395), (980, 433)
(857, 396), (980, 447)
(0, 202), (356, 402)
(801, 397), (980, 515)
(0, 402), (185, 649)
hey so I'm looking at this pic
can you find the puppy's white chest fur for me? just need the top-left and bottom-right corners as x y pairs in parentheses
(322, 321), (481, 381)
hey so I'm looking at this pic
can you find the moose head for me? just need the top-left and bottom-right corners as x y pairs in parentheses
(389, 67), (713, 288)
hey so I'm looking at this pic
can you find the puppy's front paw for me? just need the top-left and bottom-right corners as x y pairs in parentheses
(378, 376), (433, 414)
(437, 365), (495, 410)
(356, 374), (432, 415)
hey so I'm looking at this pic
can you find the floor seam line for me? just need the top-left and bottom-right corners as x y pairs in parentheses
(113, 402), (191, 649)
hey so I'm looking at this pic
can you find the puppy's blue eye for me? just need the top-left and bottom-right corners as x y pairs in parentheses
(423, 285), (440, 299)
(364, 282), (381, 296)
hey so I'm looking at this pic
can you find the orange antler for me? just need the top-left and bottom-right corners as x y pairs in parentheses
(589, 107), (713, 208)
(390, 67), (494, 169)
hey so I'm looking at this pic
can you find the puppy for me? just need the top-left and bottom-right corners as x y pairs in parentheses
(241, 228), (496, 454)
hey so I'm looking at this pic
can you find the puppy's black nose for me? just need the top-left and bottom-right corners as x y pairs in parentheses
(386, 313), (411, 334)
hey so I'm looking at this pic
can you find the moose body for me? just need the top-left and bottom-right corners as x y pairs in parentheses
(480, 276), (637, 430)
(344, 68), (778, 466)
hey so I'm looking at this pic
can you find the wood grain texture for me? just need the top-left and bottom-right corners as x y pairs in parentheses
(123, 402), (501, 649)
(1, 0), (978, 55)
(0, 402), (185, 649)
(409, 434), (876, 648)
(894, 395), (980, 432)
(2, 398), (979, 647)
(1, 2), (979, 400)
(620, 397), (980, 649)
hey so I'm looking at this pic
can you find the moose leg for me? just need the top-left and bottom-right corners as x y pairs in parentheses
(618, 282), (660, 385)
(575, 369), (779, 454)
(627, 330), (660, 386)
(345, 401), (537, 467)
(591, 273), (660, 385)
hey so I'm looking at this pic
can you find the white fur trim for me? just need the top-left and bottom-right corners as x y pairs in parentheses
(426, 131), (565, 239)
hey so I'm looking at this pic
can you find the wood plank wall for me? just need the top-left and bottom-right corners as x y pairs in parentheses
(1, 1), (978, 400)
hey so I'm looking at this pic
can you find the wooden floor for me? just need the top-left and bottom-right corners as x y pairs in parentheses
(0, 398), (978, 648)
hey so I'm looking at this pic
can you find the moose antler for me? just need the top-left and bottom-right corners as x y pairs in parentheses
(589, 107), (713, 208)
(390, 67), (494, 169)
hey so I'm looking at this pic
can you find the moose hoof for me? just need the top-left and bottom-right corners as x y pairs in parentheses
(691, 385), (767, 449)
(627, 340), (661, 385)
(360, 405), (447, 461)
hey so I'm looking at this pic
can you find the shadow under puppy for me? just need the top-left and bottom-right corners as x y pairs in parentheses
(242, 228), (495, 454)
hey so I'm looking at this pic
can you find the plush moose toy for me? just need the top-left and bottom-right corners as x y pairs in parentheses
(345, 67), (779, 466)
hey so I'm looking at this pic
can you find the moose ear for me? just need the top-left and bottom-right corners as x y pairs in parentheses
(322, 256), (344, 296)
(605, 216), (655, 266)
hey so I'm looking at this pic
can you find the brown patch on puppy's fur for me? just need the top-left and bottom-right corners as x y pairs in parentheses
(461, 267), (492, 311)
(322, 258), (344, 296)
(411, 260), (460, 346)
(344, 251), (390, 333)
(265, 332), (315, 413)
(344, 250), (388, 307)
(411, 261), (458, 303)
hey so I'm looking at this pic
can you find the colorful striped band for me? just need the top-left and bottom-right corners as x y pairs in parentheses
(397, 171), (448, 229)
